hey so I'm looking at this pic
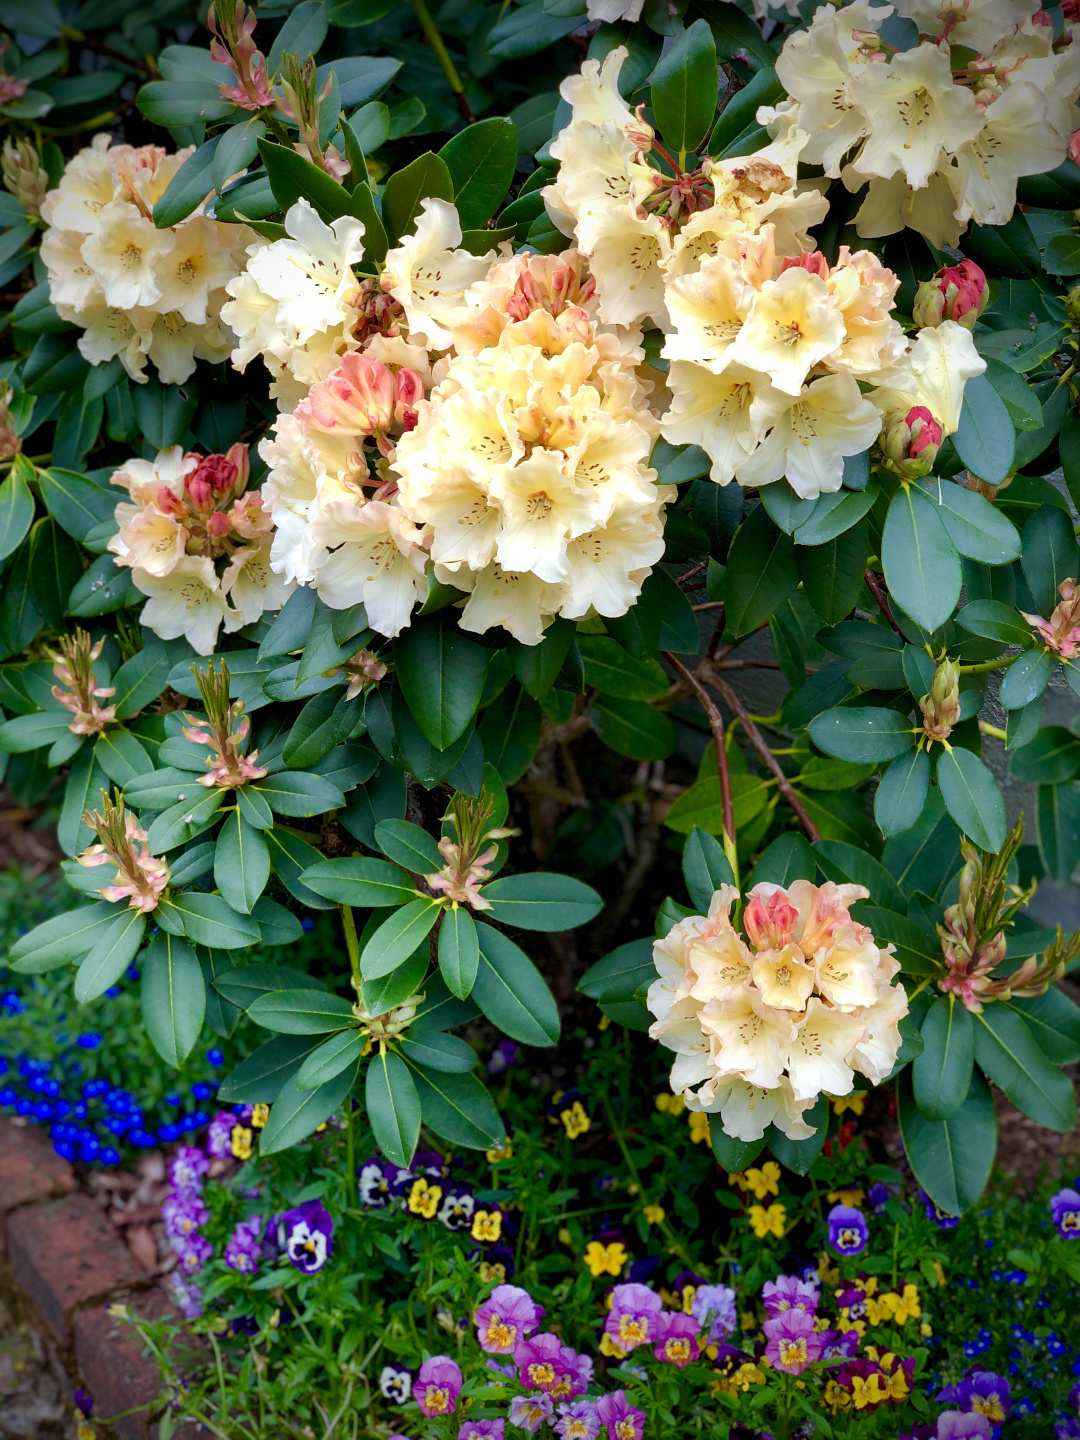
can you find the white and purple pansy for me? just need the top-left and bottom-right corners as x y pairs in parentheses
(277, 1199), (334, 1274)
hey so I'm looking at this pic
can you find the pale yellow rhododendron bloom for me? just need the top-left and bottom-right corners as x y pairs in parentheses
(871, 321), (986, 439)
(647, 881), (906, 1142)
(39, 134), (250, 384)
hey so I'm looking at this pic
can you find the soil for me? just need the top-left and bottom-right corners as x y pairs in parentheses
(0, 1259), (76, 1440)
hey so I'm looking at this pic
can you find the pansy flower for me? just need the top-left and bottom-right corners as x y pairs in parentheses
(762, 1274), (819, 1317)
(603, 1283), (663, 1352)
(277, 1200), (333, 1274)
(168, 1145), (210, 1193)
(653, 1311), (700, 1368)
(413, 1355), (462, 1417)
(595, 1391), (645, 1440)
(514, 1334), (589, 1399)
(935, 1415), (992, 1439)
(459, 1422), (505, 1440)
(1051, 1187), (1080, 1239)
(358, 1158), (391, 1208)
(475, 1244), (515, 1284)
(475, 1284), (544, 1353)
(438, 1186), (476, 1231)
(920, 1190), (960, 1229)
(378, 1365), (412, 1405)
(224, 1215), (263, 1275)
(509, 1395), (554, 1433)
(584, 1230), (628, 1278)
(205, 1111), (235, 1160)
(764, 1308), (821, 1375)
(407, 1176), (442, 1219)
(954, 1371), (1011, 1424)
(555, 1400), (599, 1440)
(828, 1203), (869, 1257)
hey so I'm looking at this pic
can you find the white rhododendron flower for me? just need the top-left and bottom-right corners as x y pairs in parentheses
(39, 134), (250, 384)
(109, 444), (291, 653)
(765, 0), (1080, 244)
(647, 882), (906, 1141)
(379, 197), (495, 350)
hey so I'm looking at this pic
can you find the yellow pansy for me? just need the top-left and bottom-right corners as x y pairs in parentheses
(890, 1284), (921, 1323)
(728, 1171), (748, 1192)
(407, 1178), (442, 1219)
(688, 1111), (710, 1144)
(654, 1092), (685, 1115)
(748, 1203), (786, 1239)
(599, 1333), (626, 1359)
(471, 1210), (503, 1243)
(478, 1261), (507, 1284)
(851, 1373), (889, 1409)
(827, 1187), (865, 1207)
(561, 1101), (591, 1139)
(932, 1260), (946, 1287)
(829, 1092), (865, 1116)
(583, 1240), (627, 1278)
(643, 1203), (666, 1225)
(250, 1103), (269, 1129)
(487, 1139), (513, 1164)
(231, 1125), (253, 1160)
(744, 1161), (781, 1200)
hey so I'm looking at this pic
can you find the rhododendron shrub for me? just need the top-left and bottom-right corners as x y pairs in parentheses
(0, 0), (1079, 1222)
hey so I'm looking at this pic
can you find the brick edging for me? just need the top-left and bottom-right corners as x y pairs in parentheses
(0, 1118), (176, 1440)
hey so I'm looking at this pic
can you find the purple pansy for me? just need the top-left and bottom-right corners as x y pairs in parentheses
(920, 1190), (960, 1229)
(764, 1309), (821, 1375)
(509, 1395), (555, 1433)
(162, 1192), (209, 1245)
(175, 1233), (213, 1276)
(555, 1401), (599, 1440)
(595, 1392), (645, 1440)
(169, 1271), (203, 1320)
(935, 1415), (992, 1440)
(168, 1146), (210, 1193)
(827, 1203), (869, 1257)
(475, 1284), (544, 1354)
(224, 1215), (263, 1274)
(603, 1283), (663, 1352)
(653, 1311), (700, 1368)
(277, 1200), (333, 1274)
(358, 1157), (392, 1208)
(459, 1422), (506, 1440)
(954, 1371), (1011, 1424)
(762, 1274), (819, 1317)
(413, 1356), (462, 1417)
(691, 1283), (737, 1342)
(1051, 1187), (1080, 1239)
(205, 1111), (235, 1160)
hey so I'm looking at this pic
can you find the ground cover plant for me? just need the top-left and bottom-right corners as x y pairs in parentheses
(1, 0), (1080, 1432)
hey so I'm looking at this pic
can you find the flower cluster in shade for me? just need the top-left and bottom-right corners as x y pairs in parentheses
(244, 195), (671, 646)
(39, 134), (250, 383)
(647, 880), (907, 1142)
(107, 443), (291, 654)
(765, 0), (1080, 249)
(358, 1152), (510, 1253)
(542, 45), (985, 502)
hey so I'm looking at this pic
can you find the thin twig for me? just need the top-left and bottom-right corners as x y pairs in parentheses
(677, 560), (707, 588)
(664, 652), (737, 878)
(702, 665), (822, 843)
(864, 568), (904, 638)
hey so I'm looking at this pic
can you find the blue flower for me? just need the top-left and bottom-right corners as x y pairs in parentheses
(207, 1049), (224, 1067)
(76, 1034), (102, 1051)
(301, 917), (314, 932)
(164, 1092), (181, 1107)
(99, 1147), (120, 1167)
(125, 964), (139, 981)
(157, 1123), (181, 1144)
(191, 1083), (214, 1101)
(104, 986), (121, 999)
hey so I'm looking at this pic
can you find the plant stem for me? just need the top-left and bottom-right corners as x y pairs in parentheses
(408, 0), (475, 123)
(961, 653), (1021, 674)
(864, 568), (905, 637)
(664, 652), (738, 882)
(978, 720), (1008, 741)
(341, 903), (361, 991)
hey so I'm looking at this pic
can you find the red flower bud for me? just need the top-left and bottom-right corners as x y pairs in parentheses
(913, 260), (989, 331)
(778, 250), (830, 280)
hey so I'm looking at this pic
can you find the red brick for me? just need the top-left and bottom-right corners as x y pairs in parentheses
(0, 1120), (74, 1245)
(74, 1288), (176, 1440)
(7, 1193), (143, 1343)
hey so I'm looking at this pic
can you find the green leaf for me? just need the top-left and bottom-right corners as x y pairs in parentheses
(1022, 504), (1079, 615)
(361, 945), (429, 1016)
(487, 2), (581, 59)
(682, 828), (735, 912)
(808, 707), (913, 763)
(365, 1049), (420, 1167)
(767, 1096), (829, 1176)
(136, 79), (233, 127)
(882, 486), (962, 632)
(132, 375), (199, 451)
(110, 645), (171, 719)
(577, 635), (668, 700)
(1010, 726), (1080, 785)
(999, 649), (1054, 711)
(874, 749), (930, 837)
(267, 0), (328, 75)
(898, 1069), (996, 1217)
(936, 746), (1006, 851)
(247, 987), (356, 1034)
(913, 996), (974, 1121)
(590, 695), (674, 761)
(956, 599), (1033, 648)
(381, 151), (455, 244)
(438, 117), (517, 230)
(212, 961), (323, 1010)
(1005, 987), (1080, 1065)
(398, 1030), (477, 1073)
(707, 66), (782, 157)
(67, 554), (140, 618)
(73, 909), (146, 1002)
(973, 1005), (1076, 1132)
(917, 480), (1020, 566)
(0, 466), (34, 564)
(393, 614), (488, 750)
(217, 1034), (325, 1103)
(794, 486), (878, 548)
(9, 901), (119, 973)
(406, 1064), (505, 1150)
(258, 1062), (358, 1155)
(812, 840), (905, 912)
(168, 892), (261, 949)
(578, 937), (654, 1003)
(711, 1124), (765, 1173)
(649, 18), (717, 155)
(153, 135), (217, 227)
(37, 467), (115, 545)
(983, 356), (1043, 431)
(214, 808), (270, 914)
(147, 787), (224, 852)
(723, 504), (798, 637)
(361, 899), (441, 980)
(0, 711), (72, 754)
(860, 906), (940, 975)
(747, 832), (816, 888)
(373, 817), (444, 873)
(301, 856), (414, 907)
(296, 1029), (365, 1090)
(211, 115), (264, 194)
(140, 933), (205, 1067)
(482, 872), (602, 931)
(250, 770), (345, 818)
(438, 904), (479, 1000)
(94, 729), (152, 787)
(799, 521), (870, 626)
(473, 921), (560, 1046)
(952, 373), (1016, 484)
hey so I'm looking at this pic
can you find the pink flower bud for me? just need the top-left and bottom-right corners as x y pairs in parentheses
(188, 452), (239, 498)
(296, 352), (397, 436)
(912, 260), (989, 331)
(394, 368), (423, 430)
(778, 250), (830, 280)
(880, 406), (943, 479)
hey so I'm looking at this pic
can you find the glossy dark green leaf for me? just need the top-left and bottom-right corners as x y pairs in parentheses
(952, 374), (1016, 484)
(913, 996), (973, 1121)
(473, 922), (560, 1046)
(140, 933), (205, 1067)
(438, 117), (518, 229)
(73, 909), (146, 1002)
(590, 695), (675, 761)
(898, 1069), (996, 1216)
(393, 615), (488, 751)
(917, 479), (1020, 565)
(168, 892), (260, 950)
(438, 904), (479, 1000)
(1022, 504), (1079, 615)
(649, 17), (717, 154)
(577, 635), (668, 700)
(382, 151), (455, 244)
(217, 1034), (325, 1103)
(798, 520), (869, 626)
(482, 872), (602, 931)
(374, 818), (444, 873)
(711, 1124), (765, 1173)
(682, 828), (735, 912)
(296, 1029), (365, 1090)
(874, 749), (930, 838)
(365, 1049), (420, 1167)
(956, 599), (1033, 648)
(706, 66), (782, 157)
(767, 1095), (829, 1175)
(1005, 987), (1080, 1065)
(578, 938), (655, 1003)
(214, 808), (270, 914)
(998, 649), (1054, 710)
(882, 486), (962, 632)
(153, 135), (217, 226)
(808, 706), (913, 763)
(399, 1029), (477, 1073)
(247, 987), (355, 1034)
(0, 466), (34, 564)
(259, 1061), (358, 1155)
(973, 1005), (1076, 1132)
(936, 746), (1005, 852)
(132, 375), (198, 451)
(723, 504), (798, 637)
(361, 899), (441, 980)
(1010, 726), (1080, 785)
(302, 856), (414, 907)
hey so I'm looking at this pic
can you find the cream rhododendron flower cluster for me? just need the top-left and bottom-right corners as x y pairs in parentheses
(39, 135), (250, 384)
(767, 0), (1080, 248)
(254, 199), (672, 645)
(647, 881), (907, 1142)
(108, 443), (292, 654)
